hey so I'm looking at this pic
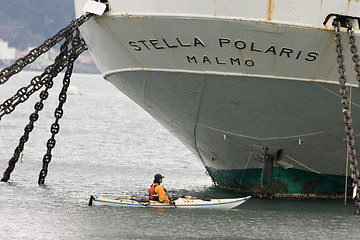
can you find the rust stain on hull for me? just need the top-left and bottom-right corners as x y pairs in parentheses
(266, 0), (274, 21)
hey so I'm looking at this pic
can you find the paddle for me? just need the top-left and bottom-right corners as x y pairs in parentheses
(164, 189), (176, 208)
(170, 197), (176, 208)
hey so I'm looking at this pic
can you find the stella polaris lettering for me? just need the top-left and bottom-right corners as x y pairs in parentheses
(128, 37), (206, 51)
(218, 38), (318, 62)
(128, 37), (319, 65)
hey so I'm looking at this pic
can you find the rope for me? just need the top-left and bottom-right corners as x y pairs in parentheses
(284, 154), (321, 174)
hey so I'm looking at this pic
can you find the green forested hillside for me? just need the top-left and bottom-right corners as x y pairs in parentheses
(0, 0), (75, 50)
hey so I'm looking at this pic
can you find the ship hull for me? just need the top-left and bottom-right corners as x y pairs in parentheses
(74, 0), (360, 197)
(106, 70), (357, 197)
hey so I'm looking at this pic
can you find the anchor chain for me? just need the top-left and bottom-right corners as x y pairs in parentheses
(1, 13), (93, 183)
(348, 27), (360, 87)
(1, 74), (55, 182)
(0, 13), (92, 121)
(0, 12), (92, 85)
(333, 19), (360, 214)
(1, 32), (76, 182)
(38, 29), (80, 185)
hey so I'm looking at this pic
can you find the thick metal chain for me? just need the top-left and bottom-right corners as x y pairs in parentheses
(0, 35), (88, 120)
(38, 29), (81, 185)
(333, 19), (360, 214)
(0, 33), (87, 120)
(348, 27), (360, 87)
(1, 13), (90, 182)
(0, 29), (81, 182)
(1, 72), (55, 182)
(0, 13), (92, 85)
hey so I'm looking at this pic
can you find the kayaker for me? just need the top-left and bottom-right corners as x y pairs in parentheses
(148, 173), (173, 204)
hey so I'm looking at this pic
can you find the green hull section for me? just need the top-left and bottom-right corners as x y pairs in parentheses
(206, 167), (352, 197)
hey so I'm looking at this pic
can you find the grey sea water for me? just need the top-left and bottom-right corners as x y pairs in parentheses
(0, 71), (359, 240)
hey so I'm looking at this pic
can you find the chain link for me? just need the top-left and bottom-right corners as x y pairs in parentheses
(1, 70), (55, 182)
(333, 19), (360, 214)
(1, 31), (77, 183)
(347, 27), (360, 87)
(0, 13), (92, 85)
(1, 14), (92, 183)
(0, 15), (90, 121)
(38, 29), (80, 185)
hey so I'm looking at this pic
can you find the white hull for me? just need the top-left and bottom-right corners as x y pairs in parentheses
(75, 0), (360, 196)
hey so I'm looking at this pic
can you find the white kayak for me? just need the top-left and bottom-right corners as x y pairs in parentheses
(89, 195), (251, 209)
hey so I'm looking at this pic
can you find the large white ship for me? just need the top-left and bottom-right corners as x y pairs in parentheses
(74, 0), (360, 197)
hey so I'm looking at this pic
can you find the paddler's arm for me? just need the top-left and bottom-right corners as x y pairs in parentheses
(155, 185), (170, 203)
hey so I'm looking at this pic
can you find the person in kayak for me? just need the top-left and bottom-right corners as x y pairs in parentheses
(148, 173), (173, 204)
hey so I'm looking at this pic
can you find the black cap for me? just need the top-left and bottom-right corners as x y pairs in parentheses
(154, 173), (164, 180)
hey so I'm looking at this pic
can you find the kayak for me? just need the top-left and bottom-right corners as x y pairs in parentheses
(89, 195), (251, 209)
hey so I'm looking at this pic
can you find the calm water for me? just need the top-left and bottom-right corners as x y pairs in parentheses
(0, 71), (359, 240)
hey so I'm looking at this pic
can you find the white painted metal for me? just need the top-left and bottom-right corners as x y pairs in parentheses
(82, 0), (106, 16)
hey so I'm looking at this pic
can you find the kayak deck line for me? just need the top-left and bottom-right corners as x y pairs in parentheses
(89, 195), (251, 209)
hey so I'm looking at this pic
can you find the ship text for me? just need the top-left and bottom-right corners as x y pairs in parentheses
(128, 37), (319, 63)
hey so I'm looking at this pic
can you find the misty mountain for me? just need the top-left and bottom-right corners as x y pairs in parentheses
(0, 0), (76, 50)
